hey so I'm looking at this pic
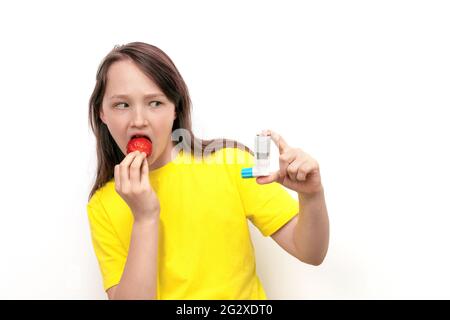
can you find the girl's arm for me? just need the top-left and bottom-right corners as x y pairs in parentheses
(257, 130), (330, 265)
(109, 215), (159, 300)
(108, 151), (161, 299)
(294, 187), (329, 265)
(271, 188), (329, 265)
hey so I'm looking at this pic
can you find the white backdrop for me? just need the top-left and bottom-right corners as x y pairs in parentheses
(0, 0), (449, 299)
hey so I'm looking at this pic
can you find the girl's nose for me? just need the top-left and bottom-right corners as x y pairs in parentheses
(131, 106), (149, 127)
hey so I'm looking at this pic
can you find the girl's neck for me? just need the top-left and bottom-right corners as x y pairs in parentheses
(148, 141), (176, 171)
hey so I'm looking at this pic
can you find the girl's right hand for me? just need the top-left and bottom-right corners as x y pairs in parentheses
(114, 151), (160, 223)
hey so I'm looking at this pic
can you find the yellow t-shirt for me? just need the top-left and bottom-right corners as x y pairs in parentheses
(87, 147), (299, 299)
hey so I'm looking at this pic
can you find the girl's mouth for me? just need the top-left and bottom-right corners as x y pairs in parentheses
(127, 136), (153, 156)
(130, 134), (152, 142)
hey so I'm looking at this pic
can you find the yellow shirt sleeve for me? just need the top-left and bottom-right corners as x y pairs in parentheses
(234, 148), (300, 237)
(87, 189), (127, 291)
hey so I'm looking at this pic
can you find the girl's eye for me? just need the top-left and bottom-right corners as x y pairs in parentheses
(113, 101), (161, 109)
(114, 102), (128, 109)
(149, 101), (162, 108)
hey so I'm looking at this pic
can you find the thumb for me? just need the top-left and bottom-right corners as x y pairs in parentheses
(256, 171), (280, 185)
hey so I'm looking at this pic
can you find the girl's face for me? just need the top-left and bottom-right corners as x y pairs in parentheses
(100, 59), (177, 169)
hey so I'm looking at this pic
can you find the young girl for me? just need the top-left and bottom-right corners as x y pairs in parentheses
(87, 42), (329, 300)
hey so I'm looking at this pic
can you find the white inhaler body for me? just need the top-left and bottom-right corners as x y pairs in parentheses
(241, 134), (271, 178)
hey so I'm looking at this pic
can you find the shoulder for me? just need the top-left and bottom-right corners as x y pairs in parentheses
(202, 147), (254, 166)
(87, 179), (117, 213)
(193, 147), (254, 184)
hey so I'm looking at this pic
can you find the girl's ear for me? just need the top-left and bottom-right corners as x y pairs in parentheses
(173, 111), (177, 120)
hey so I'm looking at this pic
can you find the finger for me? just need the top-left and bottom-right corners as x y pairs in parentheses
(268, 130), (290, 154)
(296, 169), (305, 181)
(298, 161), (318, 180)
(256, 171), (280, 185)
(120, 151), (139, 191)
(279, 150), (296, 180)
(130, 152), (145, 186)
(140, 153), (150, 188)
(114, 164), (121, 191)
(287, 159), (304, 181)
(296, 163), (309, 181)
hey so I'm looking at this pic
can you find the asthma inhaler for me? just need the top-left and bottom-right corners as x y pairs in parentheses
(241, 134), (271, 178)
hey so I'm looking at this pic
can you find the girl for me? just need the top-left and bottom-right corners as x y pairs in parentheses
(87, 42), (329, 300)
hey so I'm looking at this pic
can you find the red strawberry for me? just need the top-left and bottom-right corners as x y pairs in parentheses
(126, 137), (153, 156)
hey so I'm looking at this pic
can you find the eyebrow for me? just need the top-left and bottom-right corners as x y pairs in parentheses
(108, 93), (166, 100)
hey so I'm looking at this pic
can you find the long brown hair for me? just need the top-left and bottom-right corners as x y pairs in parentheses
(88, 42), (251, 201)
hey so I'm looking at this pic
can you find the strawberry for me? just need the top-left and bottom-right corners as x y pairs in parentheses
(126, 137), (153, 156)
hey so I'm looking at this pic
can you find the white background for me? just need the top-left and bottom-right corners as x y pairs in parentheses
(0, 0), (449, 299)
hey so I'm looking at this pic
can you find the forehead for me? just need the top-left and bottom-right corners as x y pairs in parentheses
(105, 59), (161, 95)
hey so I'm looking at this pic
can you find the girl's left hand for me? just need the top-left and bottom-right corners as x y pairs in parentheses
(256, 130), (323, 196)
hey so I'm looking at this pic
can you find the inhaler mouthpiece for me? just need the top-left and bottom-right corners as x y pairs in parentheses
(241, 134), (271, 178)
